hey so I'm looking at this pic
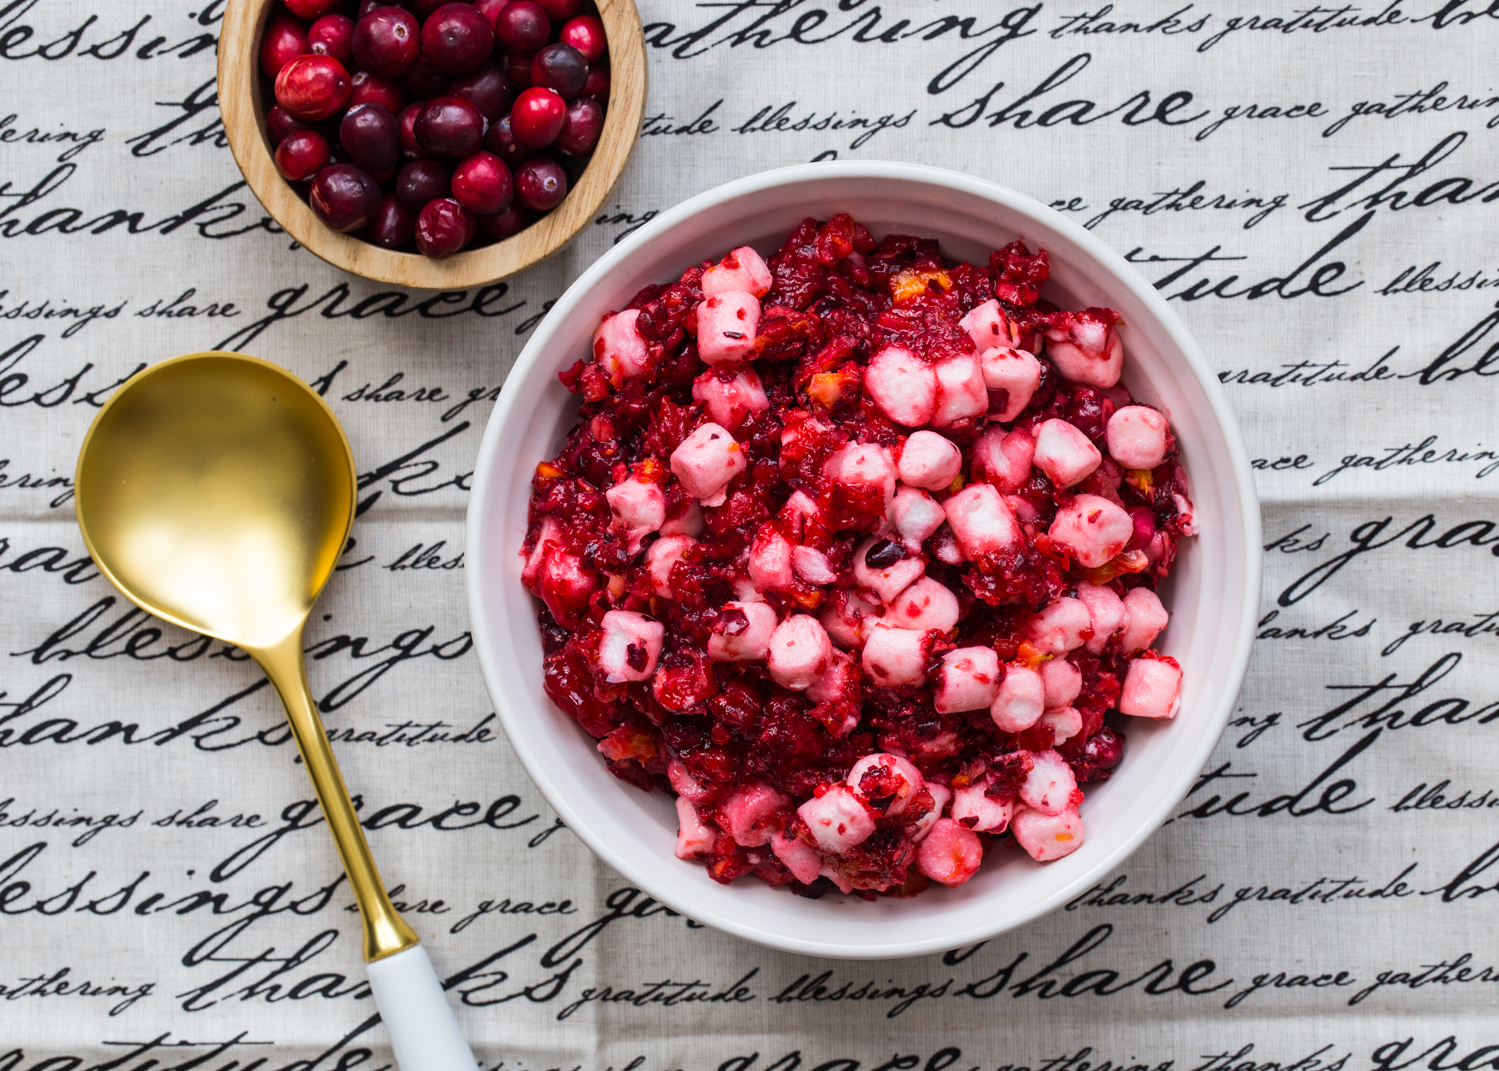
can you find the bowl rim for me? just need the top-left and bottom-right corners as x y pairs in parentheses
(465, 160), (1263, 958)
(217, 0), (646, 290)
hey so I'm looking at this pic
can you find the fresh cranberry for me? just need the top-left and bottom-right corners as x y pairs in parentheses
(259, 13), (309, 77)
(509, 86), (565, 147)
(580, 64), (609, 101)
(414, 95), (486, 157)
(530, 43), (588, 99)
(502, 50), (534, 90)
(557, 149), (590, 183)
(474, 0), (511, 30)
(494, 0), (549, 52)
(478, 203), (528, 237)
(309, 163), (382, 231)
(340, 103), (401, 171)
(483, 113), (533, 166)
(352, 7), (421, 78)
(514, 156), (566, 210)
(450, 150), (513, 214)
(307, 14), (355, 66)
(274, 55), (352, 121)
(415, 197), (474, 257)
(357, 0), (388, 16)
(349, 70), (407, 114)
(409, 0), (447, 15)
(399, 55), (450, 99)
(396, 158), (451, 209)
(422, 3), (495, 74)
(534, 0), (581, 19)
(285, 0), (342, 19)
(449, 65), (511, 121)
(559, 14), (606, 63)
(274, 130), (331, 181)
(555, 95), (602, 155)
(367, 192), (417, 248)
(398, 102), (431, 158)
(266, 104), (310, 144)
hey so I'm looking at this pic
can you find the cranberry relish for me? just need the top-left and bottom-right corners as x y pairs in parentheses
(523, 215), (1196, 899)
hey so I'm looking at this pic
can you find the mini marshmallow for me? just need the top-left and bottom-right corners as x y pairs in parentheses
(950, 778), (1014, 833)
(934, 646), (1002, 713)
(1119, 655), (1183, 719)
(522, 515), (563, 588)
(660, 497), (705, 538)
(825, 442), (898, 516)
(606, 476), (666, 554)
(798, 784), (875, 853)
(1019, 749), (1080, 816)
(1026, 597), (1092, 655)
(847, 752), (926, 815)
(912, 783), (952, 842)
(532, 546), (595, 627)
(1118, 587), (1169, 654)
(767, 615), (835, 691)
(932, 353), (988, 427)
(887, 576), (960, 633)
(645, 534), (695, 598)
(916, 817), (983, 887)
(770, 827), (822, 884)
(696, 291), (760, 367)
(820, 590), (883, 650)
(597, 610), (664, 683)
(692, 367), (770, 429)
(748, 525), (796, 593)
(979, 346), (1042, 421)
(670, 422), (746, 505)
(1106, 405), (1169, 470)
(889, 486), (948, 550)
(593, 308), (650, 384)
(1046, 321), (1123, 388)
(853, 535), (926, 604)
(898, 431), (963, 491)
(791, 545), (838, 585)
(1033, 418), (1103, 488)
(959, 298), (1025, 351)
(971, 426), (1035, 494)
(806, 648), (858, 705)
(668, 760), (711, 803)
(675, 797), (716, 859)
(861, 622), (931, 688)
(720, 782), (791, 846)
(865, 345), (937, 427)
(943, 483), (1021, 559)
(990, 663), (1045, 732)
(702, 245), (772, 297)
(707, 601), (779, 662)
(1076, 580), (1127, 654)
(931, 523), (965, 565)
(1039, 656), (1083, 709)
(1048, 493), (1134, 569)
(1037, 706), (1083, 746)
(1174, 492), (1199, 537)
(1012, 805), (1084, 862)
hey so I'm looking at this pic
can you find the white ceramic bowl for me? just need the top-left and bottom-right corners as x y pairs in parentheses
(466, 161), (1261, 959)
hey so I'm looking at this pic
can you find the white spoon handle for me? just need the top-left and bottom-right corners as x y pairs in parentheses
(365, 944), (478, 1071)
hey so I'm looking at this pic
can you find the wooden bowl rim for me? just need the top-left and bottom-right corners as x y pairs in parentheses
(218, 0), (645, 290)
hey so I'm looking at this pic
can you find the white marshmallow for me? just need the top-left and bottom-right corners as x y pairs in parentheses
(696, 291), (760, 367)
(1032, 418), (1103, 488)
(889, 485), (948, 550)
(932, 353), (988, 427)
(707, 601), (778, 662)
(1076, 581), (1127, 654)
(959, 298), (1024, 351)
(916, 817), (983, 886)
(886, 576), (960, 633)
(1037, 706), (1083, 745)
(767, 614), (835, 691)
(1026, 597), (1092, 655)
(1048, 494), (1133, 569)
(990, 663), (1045, 732)
(660, 497), (704, 538)
(596, 610), (664, 683)
(1120, 656), (1182, 719)
(846, 752), (926, 815)
(912, 783), (952, 842)
(934, 646), (1002, 713)
(1106, 405), (1169, 470)
(674, 797), (716, 859)
(864, 345), (937, 427)
(1012, 805), (1084, 862)
(861, 622), (931, 688)
(820, 589), (883, 650)
(645, 534), (695, 599)
(853, 535), (925, 604)
(824, 442), (898, 516)
(1118, 587), (1169, 655)
(798, 784), (875, 853)
(979, 346), (1042, 421)
(701, 245), (772, 297)
(1020, 749), (1079, 816)
(1046, 320), (1123, 388)
(719, 782), (791, 847)
(593, 308), (650, 384)
(1039, 657), (1083, 709)
(606, 476), (666, 555)
(667, 760), (711, 803)
(897, 431), (963, 491)
(791, 545), (838, 585)
(692, 367), (770, 429)
(770, 828), (822, 883)
(670, 422), (747, 506)
(943, 482), (1021, 559)
(748, 525), (796, 593)
(806, 648), (858, 706)
(950, 777), (1014, 833)
(970, 425), (1035, 494)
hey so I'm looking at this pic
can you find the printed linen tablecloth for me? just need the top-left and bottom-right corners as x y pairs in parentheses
(4, 0), (1499, 1066)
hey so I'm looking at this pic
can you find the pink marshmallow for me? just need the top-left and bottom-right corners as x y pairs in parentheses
(1020, 749), (1080, 816)
(1119, 587), (1169, 654)
(861, 622), (932, 688)
(1039, 656), (1083, 708)
(522, 514), (563, 588)
(702, 245), (772, 297)
(791, 545), (838, 585)
(592, 308), (650, 385)
(1120, 655), (1183, 719)
(943, 483), (1021, 559)
(865, 345), (937, 427)
(720, 782), (791, 847)
(645, 534), (695, 598)
(932, 522), (965, 565)
(1046, 321), (1123, 388)
(934, 646), (1002, 713)
(806, 648), (858, 706)
(660, 497), (704, 538)
(767, 614), (835, 691)
(990, 663), (1045, 732)
(1033, 418), (1103, 488)
(670, 422), (747, 505)
(853, 535), (925, 604)
(932, 353), (988, 427)
(888, 486), (948, 550)
(1106, 405), (1169, 470)
(979, 347), (1042, 421)
(692, 368), (770, 430)
(674, 797), (716, 859)
(1174, 492), (1199, 536)
(1048, 494), (1133, 569)
(912, 783), (952, 842)
(887, 576), (960, 633)
(1026, 597), (1092, 655)
(798, 784), (875, 853)
(847, 752), (926, 815)
(1037, 706), (1083, 745)
(707, 600), (778, 662)
(748, 525), (796, 593)
(897, 431), (963, 491)
(959, 298), (1025, 351)
(950, 777), (1014, 833)
(1012, 805), (1084, 862)
(971, 425), (1035, 494)
(824, 442), (898, 516)
(770, 828), (822, 883)
(820, 589), (883, 650)
(668, 760), (711, 803)
(1076, 581), (1127, 654)
(916, 817), (983, 887)
(606, 476), (666, 555)
(596, 610), (664, 683)
(696, 291), (760, 367)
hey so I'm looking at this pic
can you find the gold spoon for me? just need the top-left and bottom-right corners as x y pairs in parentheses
(75, 351), (476, 1071)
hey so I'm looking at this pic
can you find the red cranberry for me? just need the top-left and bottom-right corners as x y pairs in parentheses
(266, 104), (310, 144)
(422, 3), (496, 74)
(534, 0), (581, 20)
(449, 65), (511, 121)
(409, 0), (447, 15)
(514, 156), (566, 210)
(510, 86), (565, 147)
(557, 149), (590, 183)
(357, 0), (389, 16)
(367, 165), (399, 185)
(559, 15), (606, 63)
(310, 163), (382, 231)
(307, 14), (355, 66)
(415, 95), (486, 157)
(259, 13), (308, 77)
(400, 55), (450, 99)
(340, 103), (401, 171)
(450, 150), (513, 214)
(352, 7), (421, 78)
(484, 113), (533, 166)
(285, 0), (342, 19)
(367, 192), (417, 248)
(274, 129), (331, 181)
(349, 70), (407, 113)
(398, 102), (430, 158)
(494, 0), (549, 52)
(530, 43), (588, 99)
(396, 158), (451, 209)
(415, 198), (474, 257)
(555, 96), (602, 155)
(274, 55), (352, 121)
(474, 0), (511, 30)
(580, 63), (608, 100)
(502, 50), (534, 90)
(478, 203), (528, 238)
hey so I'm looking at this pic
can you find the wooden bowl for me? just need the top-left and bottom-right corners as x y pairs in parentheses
(218, 0), (645, 289)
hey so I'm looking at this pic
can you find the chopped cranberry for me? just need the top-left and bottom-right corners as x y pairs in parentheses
(274, 129), (331, 181)
(352, 7), (421, 78)
(367, 192), (417, 248)
(414, 95), (486, 157)
(494, 0), (550, 52)
(422, 3), (496, 74)
(396, 158), (451, 210)
(483, 113), (533, 166)
(449, 64), (511, 121)
(559, 14), (606, 63)
(274, 55), (352, 122)
(399, 55), (450, 100)
(414, 197), (474, 257)
(339, 103), (401, 172)
(510, 86), (566, 147)
(259, 13), (309, 78)
(266, 104), (309, 144)
(450, 150), (513, 214)
(284, 0), (342, 19)
(474, 0), (512, 30)
(555, 96), (603, 156)
(478, 203), (529, 237)
(307, 14), (355, 66)
(530, 43), (588, 100)
(349, 70), (407, 114)
(514, 156), (567, 211)
(309, 163), (382, 232)
(580, 64), (609, 101)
